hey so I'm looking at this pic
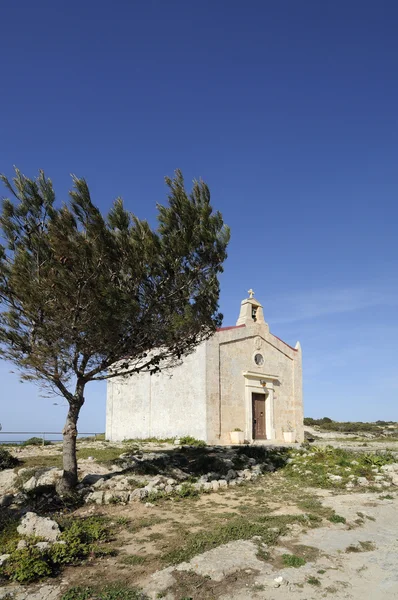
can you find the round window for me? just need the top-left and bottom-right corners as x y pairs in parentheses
(254, 353), (264, 366)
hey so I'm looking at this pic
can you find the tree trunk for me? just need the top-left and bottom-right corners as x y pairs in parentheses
(58, 381), (85, 494)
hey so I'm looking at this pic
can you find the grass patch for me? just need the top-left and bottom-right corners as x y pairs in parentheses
(282, 553), (306, 568)
(307, 576), (321, 586)
(283, 446), (396, 489)
(61, 584), (149, 600)
(379, 494), (394, 500)
(20, 455), (63, 469)
(76, 447), (124, 463)
(127, 516), (164, 534)
(179, 436), (206, 447)
(163, 513), (306, 565)
(122, 437), (174, 444)
(328, 514), (346, 524)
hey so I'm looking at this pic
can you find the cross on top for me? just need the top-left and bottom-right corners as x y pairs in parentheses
(248, 289), (255, 299)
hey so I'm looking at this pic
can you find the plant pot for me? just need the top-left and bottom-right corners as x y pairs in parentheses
(283, 431), (296, 443)
(230, 431), (245, 444)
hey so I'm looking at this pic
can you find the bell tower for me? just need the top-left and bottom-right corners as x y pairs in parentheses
(236, 289), (267, 327)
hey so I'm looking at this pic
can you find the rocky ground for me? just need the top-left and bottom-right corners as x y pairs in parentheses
(0, 436), (398, 599)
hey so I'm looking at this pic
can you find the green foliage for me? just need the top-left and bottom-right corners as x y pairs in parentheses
(51, 516), (112, 565)
(61, 585), (149, 600)
(283, 446), (396, 489)
(179, 436), (206, 447)
(328, 514), (346, 524)
(282, 553), (306, 568)
(174, 483), (199, 498)
(76, 446), (126, 463)
(0, 447), (19, 470)
(163, 513), (306, 565)
(21, 437), (52, 446)
(1, 544), (53, 583)
(0, 167), (229, 390)
(307, 576), (321, 586)
(303, 417), (396, 433)
(0, 515), (115, 584)
(0, 168), (229, 489)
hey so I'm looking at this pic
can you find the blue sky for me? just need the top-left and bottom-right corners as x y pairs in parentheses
(0, 0), (397, 436)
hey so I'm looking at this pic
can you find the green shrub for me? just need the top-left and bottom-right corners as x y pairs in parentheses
(1, 545), (53, 582)
(21, 437), (52, 446)
(282, 553), (306, 568)
(179, 436), (206, 447)
(0, 515), (115, 584)
(328, 514), (346, 524)
(0, 447), (19, 470)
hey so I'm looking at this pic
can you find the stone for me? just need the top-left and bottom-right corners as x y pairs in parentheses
(92, 478), (105, 489)
(129, 488), (148, 501)
(86, 491), (104, 504)
(17, 512), (61, 542)
(106, 291), (304, 446)
(374, 475), (384, 481)
(36, 468), (62, 487)
(203, 482), (212, 491)
(0, 554), (10, 567)
(36, 541), (51, 551)
(17, 539), (28, 549)
(165, 485), (173, 493)
(226, 469), (237, 481)
(328, 474), (343, 482)
(357, 477), (369, 487)
(23, 476), (37, 491)
(0, 494), (14, 508)
(390, 473), (398, 486)
(218, 479), (228, 488)
(211, 480), (220, 491)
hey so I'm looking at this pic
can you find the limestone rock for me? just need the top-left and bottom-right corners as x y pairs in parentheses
(86, 491), (104, 504)
(0, 554), (10, 567)
(36, 468), (62, 487)
(36, 541), (51, 551)
(23, 476), (37, 491)
(390, 473), (398, 486)
(17, 512), (61, 542)
(357, 477), (369, 487)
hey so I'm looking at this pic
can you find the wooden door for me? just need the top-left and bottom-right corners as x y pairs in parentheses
(252, 393), (266, 439)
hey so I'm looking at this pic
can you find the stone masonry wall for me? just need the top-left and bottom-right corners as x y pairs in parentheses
(106, 344), (207, 441)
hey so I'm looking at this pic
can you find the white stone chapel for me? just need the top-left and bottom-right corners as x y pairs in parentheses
(106, 291), (304, 444)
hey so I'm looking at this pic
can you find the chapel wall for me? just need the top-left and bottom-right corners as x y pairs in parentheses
(106, 344), (207, 442)
(206, 325), (301, 444)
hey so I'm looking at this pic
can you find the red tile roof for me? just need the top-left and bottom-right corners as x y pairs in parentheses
(272, 334), (297, 352)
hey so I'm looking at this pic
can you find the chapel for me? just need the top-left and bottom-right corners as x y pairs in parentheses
(106, 291), (304, 444)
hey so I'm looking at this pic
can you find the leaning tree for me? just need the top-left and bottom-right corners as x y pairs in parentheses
(0, 168), (230, 492)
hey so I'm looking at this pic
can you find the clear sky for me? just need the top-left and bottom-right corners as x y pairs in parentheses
(0, 0), (397, 437)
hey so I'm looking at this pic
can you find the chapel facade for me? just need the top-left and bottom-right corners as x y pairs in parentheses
(106, 291), (304, 444)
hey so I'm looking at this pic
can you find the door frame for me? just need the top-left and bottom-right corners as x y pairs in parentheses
(252, 392), (266, 439)
(243, 371), (278, 442)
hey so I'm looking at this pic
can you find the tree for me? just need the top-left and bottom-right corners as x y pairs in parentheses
(0, 168), (230, 492)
